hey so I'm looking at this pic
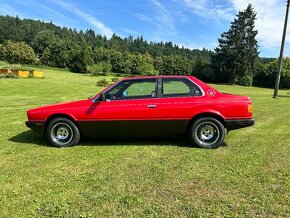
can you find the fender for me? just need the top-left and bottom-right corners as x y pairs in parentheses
(190, 109), (225, 121)
(45, 112), (77, 123)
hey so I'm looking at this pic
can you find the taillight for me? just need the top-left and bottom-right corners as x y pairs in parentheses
(248, 104), (253, 113)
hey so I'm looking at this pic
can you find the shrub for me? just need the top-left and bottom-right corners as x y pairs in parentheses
(87, 61), (112, 75)
(0, 64), (34, 71)
(96, 78), (109, 87)
(0, 73), (19, 79)
(111, 77), (119, 82)
(115, 73), (123, 77)
(235, 73), (253, 86)
(0, 40), (37, 64)
(10, 65), (34, 71)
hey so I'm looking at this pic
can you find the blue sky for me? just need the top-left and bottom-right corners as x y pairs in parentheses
(0, 0), (289, 57)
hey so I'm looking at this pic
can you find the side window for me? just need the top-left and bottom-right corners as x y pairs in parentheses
(105, 79), (156, 100)
(162, 79), (202, 97)
(125, 81), (156, 97)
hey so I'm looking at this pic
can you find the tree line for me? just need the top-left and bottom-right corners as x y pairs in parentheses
(0, 15), (212, 77)
(0, 6), (290, 88)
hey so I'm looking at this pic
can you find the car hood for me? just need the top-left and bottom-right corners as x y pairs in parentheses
(27, 99), (91, 114)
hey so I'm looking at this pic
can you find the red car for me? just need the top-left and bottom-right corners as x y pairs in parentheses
(26, 76), (254, 148)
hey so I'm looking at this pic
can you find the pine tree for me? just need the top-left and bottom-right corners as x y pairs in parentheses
(214, 4), (259, 86)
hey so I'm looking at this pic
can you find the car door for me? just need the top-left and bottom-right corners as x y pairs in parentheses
(157, 78), (204, 136)
(85, 78), (159, 137)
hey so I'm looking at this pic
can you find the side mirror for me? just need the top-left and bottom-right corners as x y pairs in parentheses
(100, 92), (106, 101)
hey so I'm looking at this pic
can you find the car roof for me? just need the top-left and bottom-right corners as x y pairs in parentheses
(122, 75), (196, 80)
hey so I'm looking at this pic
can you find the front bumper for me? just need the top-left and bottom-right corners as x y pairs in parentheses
(225, 119), (255, 132)
(25, 121), (45, 135)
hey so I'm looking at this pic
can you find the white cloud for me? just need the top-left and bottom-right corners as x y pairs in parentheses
(121, 28), (139, 35)
(50, 0), (113, 37)
(0, 4), (20, 16)
(150, 0), (178, 40)
(231, 0), (290, 53)
(135, 13), (152, 22)
(180, 0), (289, 56)
(180, 0), (235, 22)
(16, 0), (75, 23)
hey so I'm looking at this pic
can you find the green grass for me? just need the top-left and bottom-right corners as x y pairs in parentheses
(0, 64), (289, 217)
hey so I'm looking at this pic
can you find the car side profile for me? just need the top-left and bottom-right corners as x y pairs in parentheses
(26, 76), (254, 148)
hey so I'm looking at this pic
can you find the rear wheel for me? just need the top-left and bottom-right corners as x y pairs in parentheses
(46, 117), (80, 147)
(189, 117), (225, 149)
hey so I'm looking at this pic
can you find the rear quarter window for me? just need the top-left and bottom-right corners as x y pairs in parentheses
(162, 78), (202, 97)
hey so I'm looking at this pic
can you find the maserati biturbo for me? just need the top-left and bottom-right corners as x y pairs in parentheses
(26, 76), (254, 148)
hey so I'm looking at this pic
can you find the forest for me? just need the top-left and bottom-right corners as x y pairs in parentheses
(0, 14), (290, 88)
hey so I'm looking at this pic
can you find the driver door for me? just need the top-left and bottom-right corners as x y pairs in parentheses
(88, 78), (159, 137)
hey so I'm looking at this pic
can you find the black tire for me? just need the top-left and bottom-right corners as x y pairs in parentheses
(46, 117), (80, 148)
(189, 117), (225, 149)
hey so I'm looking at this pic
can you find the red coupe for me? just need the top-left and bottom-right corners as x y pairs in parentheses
(26, 76), (254, 148)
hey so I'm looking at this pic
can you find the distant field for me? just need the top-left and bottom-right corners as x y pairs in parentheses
(0, 64), (289, 217)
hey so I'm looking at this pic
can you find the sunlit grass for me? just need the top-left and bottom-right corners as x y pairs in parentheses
(0, 65), (289, 217)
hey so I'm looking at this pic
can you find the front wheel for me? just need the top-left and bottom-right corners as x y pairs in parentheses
(189, 117), (225, 149)
(46, 117), (80, 147)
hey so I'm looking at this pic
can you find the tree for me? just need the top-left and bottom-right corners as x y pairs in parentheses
(93, 47), (111, 63)
(86, 61), (112, 75)
(0, 40), (37, 64)
(154, 56), (163, 75)
(42, 39), (80, 68)
(131, 53), (156, 75)
(0, 15), (216, 78)
(253, 58), (290, 88)
(194, 60), (215, 82)
(214, 4), (259, 86)
(70, 43), (94, 73)
(32, 30), (57, 56)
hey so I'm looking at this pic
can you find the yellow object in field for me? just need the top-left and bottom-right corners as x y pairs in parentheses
(29, 70), (43, 78)
(15, 70), (29, 77)
(0, 69), (11, 74)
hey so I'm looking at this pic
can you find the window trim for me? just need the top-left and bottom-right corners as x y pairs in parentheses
(160, 78), (204, 98)
(95, 78), (158, 102)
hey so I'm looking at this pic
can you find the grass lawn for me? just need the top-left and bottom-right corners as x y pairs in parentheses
(0, 64), (289, 217)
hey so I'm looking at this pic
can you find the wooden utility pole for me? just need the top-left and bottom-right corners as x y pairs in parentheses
(273, 0), (290, 98)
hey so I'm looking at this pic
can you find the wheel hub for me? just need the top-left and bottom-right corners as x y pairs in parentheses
(51, 123), (73, 146)
(200, 126), (215, 140)
(56, 127), (70, 140)
(195, 122), (220, 146)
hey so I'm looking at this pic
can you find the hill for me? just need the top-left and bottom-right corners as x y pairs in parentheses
(0, 15), (213, 77)
(1, 15), (290, 88)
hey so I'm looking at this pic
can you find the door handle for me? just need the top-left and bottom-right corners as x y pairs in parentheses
(147, 104), (157, 108)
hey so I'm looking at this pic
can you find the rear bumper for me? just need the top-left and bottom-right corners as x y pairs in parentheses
(25, 121), (45, 135)
(225, 119), (255, 132)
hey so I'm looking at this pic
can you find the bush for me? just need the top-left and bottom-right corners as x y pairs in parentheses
(0, 40), (37, 64)
(111, 77), (119, 82)
(0, 64), (34, 71)
(235, 73), (253, 86)
(0, 73), (19, 79)
(10, 65), (34, 71)
(280, 69), (290, 88)
(96, 78), (109, 87)
(87, 61), (112, 75)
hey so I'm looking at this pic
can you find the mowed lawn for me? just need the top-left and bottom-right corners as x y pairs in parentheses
(0, 66), (289, 217)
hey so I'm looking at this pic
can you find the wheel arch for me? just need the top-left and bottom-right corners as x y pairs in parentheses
(186, 112), (226, 133)
(44, 113), (78, 134)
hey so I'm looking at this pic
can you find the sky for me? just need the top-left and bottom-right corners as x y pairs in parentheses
(0, 0), (289, 57)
